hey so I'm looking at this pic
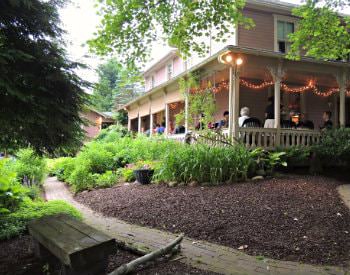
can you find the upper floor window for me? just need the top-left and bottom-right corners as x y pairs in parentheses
(151, 75), (155, 88)
(274, 15), (297, 54)
(166, 62), (173, 80)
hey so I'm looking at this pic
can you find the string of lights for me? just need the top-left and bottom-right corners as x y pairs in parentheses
(191, 78), (350, 97)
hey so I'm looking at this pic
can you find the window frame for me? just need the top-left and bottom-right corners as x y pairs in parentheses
(273, 14), (298, 53)
(166, 60), (174, 80)
(151, 74), (155, 89)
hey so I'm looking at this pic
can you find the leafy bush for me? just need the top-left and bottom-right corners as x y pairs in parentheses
(313, 128), (350, 165)
(68, 162), (96, 192)
(0, 198), (81, 240)
(95, 124), (130, 143)
(0, 159), (28, 214)
(281, 147), (311, 168)
(155, 144), (251, 185)
(52, 157), (75, 181)
(120, 167), (136, 182)
(95, 171), (119, 188)
(14, 148), (46, 186)
(248, 148), (287, 177)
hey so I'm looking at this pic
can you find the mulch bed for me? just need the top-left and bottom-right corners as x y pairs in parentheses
(0, 235), (216, 275)
(75, 175), (350, 267)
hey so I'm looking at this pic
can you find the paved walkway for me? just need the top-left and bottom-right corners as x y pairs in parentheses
(338, 184), (350, 210)
(44, 177), (349, 275)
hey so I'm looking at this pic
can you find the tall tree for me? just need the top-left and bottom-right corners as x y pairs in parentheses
(0, 0), (87, 154)
(88, 0), (253, 67)
(91, 58), (143, 112)
(288, 0), (350, 60)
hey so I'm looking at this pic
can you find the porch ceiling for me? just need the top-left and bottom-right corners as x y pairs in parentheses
(202, 52), (340, 88)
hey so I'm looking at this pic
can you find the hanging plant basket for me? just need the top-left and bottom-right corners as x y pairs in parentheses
(133, 169), (154, 185)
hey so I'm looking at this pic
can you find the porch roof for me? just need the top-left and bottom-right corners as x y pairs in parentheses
(124, 45), (350, 110)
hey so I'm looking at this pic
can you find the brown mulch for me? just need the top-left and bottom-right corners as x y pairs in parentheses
(75, 175), (350, 267)
(0, 235), (216, 275)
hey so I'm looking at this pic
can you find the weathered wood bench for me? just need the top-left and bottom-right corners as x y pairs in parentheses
(28, 214), (115, 275)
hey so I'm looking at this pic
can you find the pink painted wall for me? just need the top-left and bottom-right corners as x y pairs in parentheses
(82, 110), (102, 139)
(173, 56), (184, 76)
(155, 67), (166, 86)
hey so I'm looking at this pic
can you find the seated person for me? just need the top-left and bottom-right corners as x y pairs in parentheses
(217, 111), (229, 129)
(264, 96), (275, 128)
(320, 111), (333, 130)
(239, 107), (250, 127)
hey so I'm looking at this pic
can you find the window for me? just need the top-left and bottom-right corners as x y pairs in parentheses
(166, 62), (173, 80)
(277, 21), (294, 53)
(274, 15), (297, 54)
(151, 75), (155, 88)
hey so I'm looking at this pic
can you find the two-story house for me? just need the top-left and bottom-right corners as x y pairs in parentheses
(124, 0), (350, 149)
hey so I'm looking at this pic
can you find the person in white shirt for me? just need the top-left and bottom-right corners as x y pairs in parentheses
(239, 107), (250, 127)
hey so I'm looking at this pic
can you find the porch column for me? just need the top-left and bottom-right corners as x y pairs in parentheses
(127, 117), (131, 131)
(165, 103), (170, 135)
(185, 90), (189, 133)
(228, 66), (240, 139)
(269, 62), (284, 146)
(149, 98), (153, 136)
(337, 71), (348, 127)
(137, 113), (141, 133)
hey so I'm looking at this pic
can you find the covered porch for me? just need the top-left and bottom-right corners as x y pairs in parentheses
(127, 46), (350, 149)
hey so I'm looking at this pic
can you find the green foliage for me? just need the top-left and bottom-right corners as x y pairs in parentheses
(88, 0), (253, 67)
(14, 148), (46, 186)
(176, 74), (216, 130)
(95, 171), (120, 188)
(249, 148), (287, 177)
(0, 0), (87, 154)
(91, 58), (142, 112)
(120, 167), (136, 182)
(0, 198), (81, 240)
(95, 124), (130, 143)
(280, 147), (311, 167)
(0, 159), (28, 214)
(312, 128), (350, 165)
(155, 144), (251, 185)
(288, 0), (350, 60)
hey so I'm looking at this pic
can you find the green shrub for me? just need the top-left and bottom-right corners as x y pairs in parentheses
(95, 124), (130, 142)
(14, 148), (46, 186)
(248, 148), (287, 177)
(68, 162), (96, 192)
(0, 198), (81, 240)
(0, 159), (28, 214)
(95, 171), (119, 188)
(120, 167), (136, 182)
(53, 157), (75, 181)
(155, 144), (251, 185)
(313, 128), (350, 165)
(281, 147), (311, 167)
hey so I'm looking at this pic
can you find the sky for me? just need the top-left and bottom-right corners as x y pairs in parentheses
(59, 0), (348, 91)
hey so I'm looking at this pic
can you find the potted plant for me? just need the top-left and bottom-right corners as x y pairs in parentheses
(133, 161), (155, 184)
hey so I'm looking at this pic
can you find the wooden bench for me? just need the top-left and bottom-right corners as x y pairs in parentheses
(28, 214), (115, 275)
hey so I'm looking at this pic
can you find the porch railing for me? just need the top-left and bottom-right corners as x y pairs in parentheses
(167, 128), (321, 149)
(238, 128), (321, 149)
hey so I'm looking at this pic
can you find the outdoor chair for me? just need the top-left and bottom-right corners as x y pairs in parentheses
(242, 117), (262, 128)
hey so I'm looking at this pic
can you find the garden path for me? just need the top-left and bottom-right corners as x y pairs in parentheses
(44, 177), (348, 275)
(338, 184), (350, 210)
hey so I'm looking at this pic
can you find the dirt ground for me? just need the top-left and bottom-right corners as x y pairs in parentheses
(76, 175), (350, 266)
